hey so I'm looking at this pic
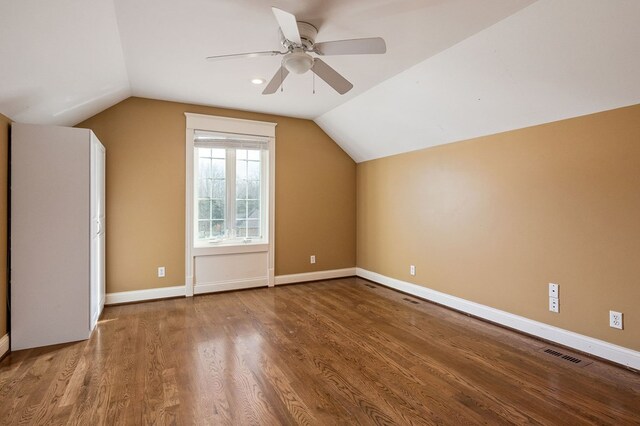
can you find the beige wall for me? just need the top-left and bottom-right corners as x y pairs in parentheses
(357, 104), (640, 351)
(0, 113), (8, 337)
(78, 97), (356, 294)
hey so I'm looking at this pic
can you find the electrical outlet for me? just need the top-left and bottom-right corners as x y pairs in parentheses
(410, 265), (416, 276)
(310, 255), (316, 264)
(610, 311), (623, 330)
(548, 283), (559, 298)
(158, 266), (165, 278)
(549, 297), (559, 313)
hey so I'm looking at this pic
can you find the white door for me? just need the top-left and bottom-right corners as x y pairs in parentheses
(90, 137), (106, 327)
(98, 143), (106, 312)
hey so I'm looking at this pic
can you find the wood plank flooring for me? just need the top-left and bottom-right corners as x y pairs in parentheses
(1, 277), (639, 425)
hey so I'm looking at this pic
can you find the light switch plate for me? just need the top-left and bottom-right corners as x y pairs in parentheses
(549, 283), (559, 298)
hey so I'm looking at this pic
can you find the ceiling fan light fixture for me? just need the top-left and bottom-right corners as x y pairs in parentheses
(282, 51), (314, 74)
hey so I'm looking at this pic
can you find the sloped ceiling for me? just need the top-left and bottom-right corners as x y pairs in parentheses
(1, 0), (639, 162)
(112, 0), (533, 119)
(0, 0), (130, 126)
(317, 0), (640, 162)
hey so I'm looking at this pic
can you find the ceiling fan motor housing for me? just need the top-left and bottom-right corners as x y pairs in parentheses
(280, 21), (318, 50)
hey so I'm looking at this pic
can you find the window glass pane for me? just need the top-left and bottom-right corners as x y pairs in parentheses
(211, 148), (225, 159)
(198, 178), (211, 198)
(211, 220), (225, 237)
(248, 180), (260, 200)
(247, 219), (260, 237)
(211, 200), (225, 220)
(199, 158), (211, 178)
(236, 160), (247, 180)
(247, 200), (260, 219)
(198, 148), (211, 158)
(236, 200), (247, 218)
(198, 221), (210, 239)
(236, 149), (247, 160)
(198, 200), (211, 220)
(248, 149), (260, 161)
(248, 161), (260, 180)
(236, 219), (247, 237)
(212, 179), (225, 199)
(212, 159), (225, 179)
(236, 179), (247, 200)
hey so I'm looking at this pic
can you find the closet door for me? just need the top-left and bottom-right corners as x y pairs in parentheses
(11, 123), (92, 350)
(90, 136), (106, 328)
(97, 141), (106, 313)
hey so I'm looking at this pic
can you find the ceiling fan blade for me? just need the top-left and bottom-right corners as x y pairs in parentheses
(262, 66), (290, 94)
(311, 59), (353, 95)
(272, 7), (302, 45)
(206, 50), (284, 61)
(314, 37), (387, 56)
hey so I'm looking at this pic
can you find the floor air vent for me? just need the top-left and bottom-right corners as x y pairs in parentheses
(541, 348), (591, 367)
(403, 297), (420, 305)
(544, 349), (563, 357)
(562, 355), (582, 364)
(364, 284), (377, 289)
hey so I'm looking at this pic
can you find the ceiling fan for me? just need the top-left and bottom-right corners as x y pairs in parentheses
(205, 7), (387, 95)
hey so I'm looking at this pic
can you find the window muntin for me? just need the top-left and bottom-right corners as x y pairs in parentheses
(193, 131), (267, 246)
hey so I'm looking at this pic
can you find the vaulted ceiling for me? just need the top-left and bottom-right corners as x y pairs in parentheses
(1, 0), (639, 162)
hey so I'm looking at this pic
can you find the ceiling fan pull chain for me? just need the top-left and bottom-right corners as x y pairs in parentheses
(281, 66), (284, 92)
(313, 72), (316, 94)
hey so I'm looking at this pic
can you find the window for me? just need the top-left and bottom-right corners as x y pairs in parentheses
(185, 113), (276, 295)
(193, 130), (268, 246)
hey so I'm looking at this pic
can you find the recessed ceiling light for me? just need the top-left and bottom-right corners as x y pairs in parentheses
(251, 78), (265, 85)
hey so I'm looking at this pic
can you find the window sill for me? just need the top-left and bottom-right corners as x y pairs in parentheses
(192, 242), (269, 257)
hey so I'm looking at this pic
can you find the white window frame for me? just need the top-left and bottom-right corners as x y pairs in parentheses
(193, 137), (267, 245)
(185, 113), (276, 296)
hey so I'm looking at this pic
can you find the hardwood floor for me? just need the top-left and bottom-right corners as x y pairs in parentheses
(1, 277), (638, 425)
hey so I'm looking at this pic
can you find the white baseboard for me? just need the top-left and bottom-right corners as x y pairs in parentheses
(268, 268), (275, 287)
(185, 274), (194, 297)
(105, 268), (356, 304)
(275, 268), (356, 285)
(356, 268), (640, 371)
(194, 277), (267, 295)
(105, 285), (186, 305)
(0, 334), (9, 358)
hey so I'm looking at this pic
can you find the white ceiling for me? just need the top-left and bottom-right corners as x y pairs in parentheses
(112, 0), (533, 119)
(1, 0), (639, 162)
(0, 0), (130, 126)
(317, 0), (640, 162)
